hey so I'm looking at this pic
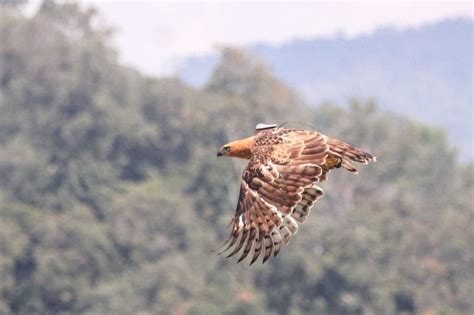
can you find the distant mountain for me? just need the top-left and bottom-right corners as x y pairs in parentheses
(178, 18), (473, 160)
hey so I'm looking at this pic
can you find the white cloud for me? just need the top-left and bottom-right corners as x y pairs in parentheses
(83, 1), (473, 76)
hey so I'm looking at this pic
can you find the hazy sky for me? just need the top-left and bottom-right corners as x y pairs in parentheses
(71, 1), (473, 76)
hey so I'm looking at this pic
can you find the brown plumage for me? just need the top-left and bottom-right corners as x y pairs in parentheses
(216, 124), (376, 264)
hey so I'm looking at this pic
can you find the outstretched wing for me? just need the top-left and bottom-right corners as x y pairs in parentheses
(218, 129), (329, 264)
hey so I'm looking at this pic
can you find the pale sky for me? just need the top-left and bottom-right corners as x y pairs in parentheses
(52, 1), (474, 75)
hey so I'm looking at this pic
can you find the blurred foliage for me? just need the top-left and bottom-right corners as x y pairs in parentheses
(0, 2), (472, 315)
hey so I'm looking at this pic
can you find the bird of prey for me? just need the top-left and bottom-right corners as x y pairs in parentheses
(216, 123), (376, 264)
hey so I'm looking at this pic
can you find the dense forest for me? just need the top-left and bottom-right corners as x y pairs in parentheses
(0, 2), (473, 315)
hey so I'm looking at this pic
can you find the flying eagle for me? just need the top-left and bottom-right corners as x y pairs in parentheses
(216, 123), (376, 265)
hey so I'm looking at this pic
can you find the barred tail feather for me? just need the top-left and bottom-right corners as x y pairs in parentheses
(327, 137), (376, 164)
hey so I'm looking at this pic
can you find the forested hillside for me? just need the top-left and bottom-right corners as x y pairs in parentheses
(0, 3), (473, 315)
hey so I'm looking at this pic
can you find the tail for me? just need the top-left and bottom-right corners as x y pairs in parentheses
(327, 137), (376, 173)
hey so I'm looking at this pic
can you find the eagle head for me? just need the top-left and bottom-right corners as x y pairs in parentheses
(217, 136), (255, 159)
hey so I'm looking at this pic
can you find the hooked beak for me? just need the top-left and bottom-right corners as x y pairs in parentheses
(217, 145), (230, 157)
